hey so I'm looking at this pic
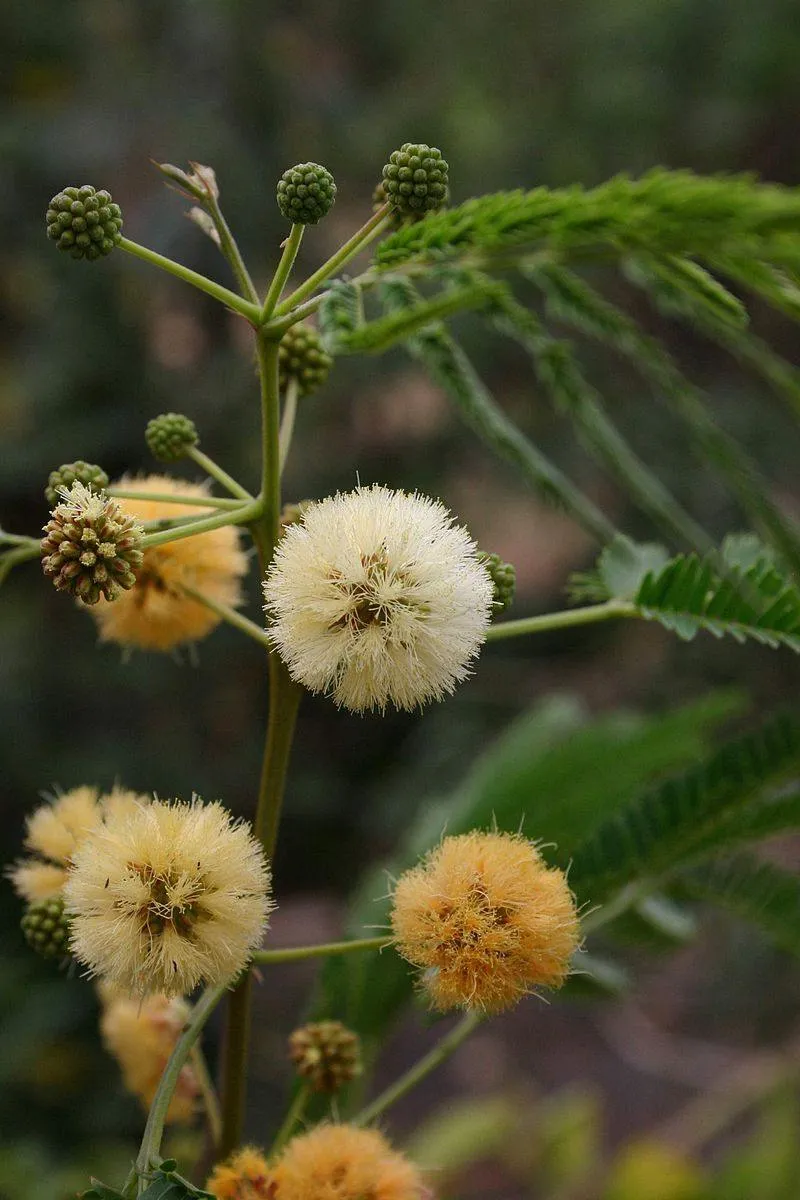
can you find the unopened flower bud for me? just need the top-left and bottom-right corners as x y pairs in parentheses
(45, 461), (109, 508)
(145, 412), (199, 462)
(479, 552), (516, 613)
(288, 1020), (362, 1092)
(41, 482), (144, 605)
(277, 163), (336, 225)
(45, 185), (123, 260)
(21, 896), (71, 960)
(278, 324), (332, 397)
(381, 144), (449, 217)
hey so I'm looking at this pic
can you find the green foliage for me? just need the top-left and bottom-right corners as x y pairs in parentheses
(319, 277), (491, 354)
(316, 692), (743, 1069)
(376, 170), (800, 269)
(569, 714), (800, 904)
(137, 1166), (214, 1200)
(377, 277), (618, 543)
(680, 855), (800, 957)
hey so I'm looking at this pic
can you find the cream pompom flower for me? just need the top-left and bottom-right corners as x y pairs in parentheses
(8, 785), (148, 903)
(64, 797), (272, 996)
(263, 484), (494, 712)
(90, 475), (248, 653)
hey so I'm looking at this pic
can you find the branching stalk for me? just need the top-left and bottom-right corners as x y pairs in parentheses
(279, 379), (300, 472)
(274, 205), (391, 317)
(187, 446), (255, 500)
(251, 936), (389, 965)
(486, 600), (634, 642)
(118, 237), (262, 323)
(263, 224), (305, 320)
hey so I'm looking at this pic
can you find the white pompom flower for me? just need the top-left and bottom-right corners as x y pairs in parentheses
(263, 485), (494, 713)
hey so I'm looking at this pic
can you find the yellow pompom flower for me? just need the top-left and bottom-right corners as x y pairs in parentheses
(206, 1146), (274, 1199)
(7, 785), (148, 903)
(98, 984), (200, 1123)
(271, 1124), (428, 1200)
(263, 485), (494, 713)
(90, 475), (248, 652)
(391, 830), (580, 1012)
(64, 797), (272, 996)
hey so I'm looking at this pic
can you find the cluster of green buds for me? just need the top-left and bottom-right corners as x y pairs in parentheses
(277, 163), (337, 225)
(21, 897), (71, 961)
(44, 461), (109, 508)
(480, 552), (516, 613)
(288, 1020), (362, 1093)
(145, 412), (199, 462)
(278, 324), (332, 397)
(41, 482), (144, 605)
(380, 144), (449, 217)
(45, 185), (123, 260)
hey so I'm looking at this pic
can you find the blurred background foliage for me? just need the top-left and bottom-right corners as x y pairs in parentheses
(3, 1), (800, 1197)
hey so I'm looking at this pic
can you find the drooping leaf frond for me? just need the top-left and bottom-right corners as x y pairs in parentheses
(377, 277), (619, 543)
(376, 170), (800, 271)
(525, 262), (800, 577)
(569, 715), (800, 904)
(680, 854), (800, 957)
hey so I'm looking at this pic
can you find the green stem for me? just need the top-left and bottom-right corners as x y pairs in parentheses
(0, 543), (41, 586)
(279, 379), (300, 473)
(140, 498), (262, 549)
(203, 191), (260, 304)
(108, 488), (243, 510)
(190, 1044), (223, 1151)
(187, 446), (255, 500)
(118, 236), (262, 324)
(352, 1010), (484, 1128)
(485, 599), (634, 642)
(270, 1085), (310, 1157)
(263, 224), (305, 320)
(131, 982), (226, 1193)
(0, 531), (39, 548)
(181, 585), (271, 649)
(255, 655), (303, 854)
(274, 206), (391, 317)
(218, 974), (253, 1160)
(251, 936), (389, 965)
(580, 882), (646, 936)
(255, 333), (283, 556)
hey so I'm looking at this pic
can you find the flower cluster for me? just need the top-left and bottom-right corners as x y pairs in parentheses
(207, 1125), (428, 1200)
(41, 482), (144, 605)
(264, 485), (494, 712)
(65, 797), (272, 995)
(90, 475), (248, 652)
(391, 830), (580, 1012)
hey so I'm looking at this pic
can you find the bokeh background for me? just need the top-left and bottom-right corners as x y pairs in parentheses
(3, 2), (800, 1197)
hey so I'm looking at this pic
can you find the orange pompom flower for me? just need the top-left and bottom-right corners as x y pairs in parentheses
(90, 475), (248, 652)
(206, 1146), (274, 1199)
(98, 985), (200, 1123)
(391, 830), (580, 1012)
(271, 1123), (428, 1200)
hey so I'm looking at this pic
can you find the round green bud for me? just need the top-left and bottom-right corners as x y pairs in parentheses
(381, 144), (449, 217)
(45, 461), (109, 508)
(21, 896), (71, 961)
(145, 412), (199, 462)
(277, 163), (337, 225)
(479, 552), (516, 614)
(278, 323), (333, 397)
(45, 185), (123, 260)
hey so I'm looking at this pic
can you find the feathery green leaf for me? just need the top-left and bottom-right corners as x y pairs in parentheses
(681, 855), (800, 957)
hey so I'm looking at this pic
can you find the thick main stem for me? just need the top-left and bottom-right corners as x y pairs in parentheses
(218, 327), (302, 1156)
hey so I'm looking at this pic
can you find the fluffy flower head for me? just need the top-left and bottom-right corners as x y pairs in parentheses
(391, 830), (580, 1012)
(263, 485), (493, 712)
(271, 1123), (428, 1200)
(91, 475), (248, 652)
(8, 785), (147, 903)
(206, 1147), (274, 1199)
(64, 797), (272, 996)
(99, 986), (199, 1122)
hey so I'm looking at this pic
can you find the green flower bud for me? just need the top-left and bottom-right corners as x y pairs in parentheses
(21, 896), (71, 961)
(288, 1020), (362, 1093)
(479, 552), (516, 613)
(45, 461), (109, 508)
(277, 163), (336, 225)
(41, 482), (144, 606)
(278, 324), (332, 397)
(145, 412), (199, 462)
(45, 185), (123, 260)
(381, 144), (449, 217)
